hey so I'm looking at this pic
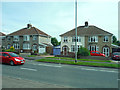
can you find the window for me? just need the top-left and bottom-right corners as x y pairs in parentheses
(2, 53), (9, 57)
(63, 37), (68, 42)
(89, 36), (98, 42)
(13, 36), (19, 41)
(33, 45), (37, 50)
(13, 43), (19, 49)
(7, 36), (11, 41)
(72, 36), (81, 42)
(71, 45), (81, 52)
(103, 36), (109, 42)
(88, 45), (99, 51)
(24, 35), (30, 41)
(33, 35), (37, 40)
(23, 43), (30, 49)
(2, 37), (5, 40)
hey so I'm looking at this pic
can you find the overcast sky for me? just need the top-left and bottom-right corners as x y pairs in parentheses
(1, 0), (119, 41)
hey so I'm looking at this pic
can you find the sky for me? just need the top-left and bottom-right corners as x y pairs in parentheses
(1, 0), (119, 41)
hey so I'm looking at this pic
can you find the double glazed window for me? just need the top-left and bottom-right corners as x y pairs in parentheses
(88, 45), (99, 51)
(33, 35), (37, 40)
(63, 37), (68, 42)
(24, 35), (30, 41)
(72, 36), (81, 42)
(89, 36), (98, 42)
(103, 36), (109, 42)
(13, 43), (19, 49)
(71, 45), (81, 52)
(13, 36), (19, 41)
(23, 43), (30, 49)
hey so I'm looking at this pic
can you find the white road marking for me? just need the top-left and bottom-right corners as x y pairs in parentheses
(21, 68), (37, 71)
(81, 68), (118, 73)
(33, 63), (62, 68)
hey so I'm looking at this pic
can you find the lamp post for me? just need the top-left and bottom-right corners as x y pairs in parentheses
(75, 0), (77, 63)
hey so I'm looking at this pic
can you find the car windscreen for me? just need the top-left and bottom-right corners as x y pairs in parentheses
(113, 52), (120, 55)
(8, 53), (19, 57)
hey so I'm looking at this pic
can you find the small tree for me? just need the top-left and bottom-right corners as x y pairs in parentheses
(77, 46), (90, 56)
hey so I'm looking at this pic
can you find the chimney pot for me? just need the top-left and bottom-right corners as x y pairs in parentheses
(85, 21), (88, 26)
(27, 24), (32, 29)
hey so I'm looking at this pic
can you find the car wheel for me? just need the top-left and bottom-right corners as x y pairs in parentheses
(10, 61), (14, 66)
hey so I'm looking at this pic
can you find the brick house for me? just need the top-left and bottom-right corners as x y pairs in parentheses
(0, 32), (6, 50)
(60, 22), (113, 57)
(3, 24), (53, 54)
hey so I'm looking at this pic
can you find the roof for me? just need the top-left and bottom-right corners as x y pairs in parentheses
(0, 32), (6, 36)
(7, 24), (51, 37)
(60, 25), (113, 37)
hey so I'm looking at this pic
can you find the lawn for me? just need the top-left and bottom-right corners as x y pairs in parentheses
(46, 57), (111, 63)
(35, 58), (120, 68)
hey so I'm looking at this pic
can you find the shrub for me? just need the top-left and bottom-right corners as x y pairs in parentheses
(5, 46), (15, 52)
(77, 46), (90, 56)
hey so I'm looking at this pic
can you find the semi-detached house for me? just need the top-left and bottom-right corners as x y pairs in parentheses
(60, 22), (113, 57)
(3, 24), (53, 54)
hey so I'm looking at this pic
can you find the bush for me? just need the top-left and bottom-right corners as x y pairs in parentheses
(5, 46), (15, 52)
(77, 46), (90, 56)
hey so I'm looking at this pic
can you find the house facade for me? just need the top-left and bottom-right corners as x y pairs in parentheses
(60, 22), (113, 57)
(2, 24), (53, 54)
(0, 32), (6, 50)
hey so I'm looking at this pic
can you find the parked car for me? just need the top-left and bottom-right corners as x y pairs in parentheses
(111, 52), (120, 60)
(0, 52), (25, 66)
(90, 51), (105, 57)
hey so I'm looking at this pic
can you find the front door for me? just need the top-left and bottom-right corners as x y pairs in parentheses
(103, 47), (109, 57)
(63, 46), (68, 56)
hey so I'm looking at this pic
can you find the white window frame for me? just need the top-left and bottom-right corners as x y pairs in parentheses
(88, 36), (98, 42)
(88, 45), (99, 51)
(63, 37), (68, 42)
(13, 43), (19, 49)
(103, 36), (109, 42)
(13, 36), (19, 41)
(72, 36), (81, 42)
(71, 45), (81, 52)
(7, 36), (11, 41)
(23, 35), (30, 41)
(33, 35), (37, 40)
(23, 43), (30, 49)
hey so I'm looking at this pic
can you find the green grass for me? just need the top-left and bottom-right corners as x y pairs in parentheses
(27, 55), (37, 57)
(46, 57), (111, 63)
(35, 59), (119, 68)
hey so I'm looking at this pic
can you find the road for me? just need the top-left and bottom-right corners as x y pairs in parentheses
(2, 60), (119, 88)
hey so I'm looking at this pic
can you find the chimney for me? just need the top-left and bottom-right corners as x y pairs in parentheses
(85, 21), (88, 27)
(27, 24), (32, 29)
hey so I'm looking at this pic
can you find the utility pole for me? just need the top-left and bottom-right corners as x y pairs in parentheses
(75, 0), (77, 63)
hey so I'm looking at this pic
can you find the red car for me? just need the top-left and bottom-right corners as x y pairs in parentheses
(111, 52), (120, 60)
(90, 51), (105, 57)
(0, 52), (25, 65)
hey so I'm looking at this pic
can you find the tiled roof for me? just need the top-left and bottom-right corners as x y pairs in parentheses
(7, 24), (51, 37)
(0, 32), (6, 36)
(60, 25), (113, 36)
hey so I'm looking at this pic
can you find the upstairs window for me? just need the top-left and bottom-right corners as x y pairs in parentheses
(72, 36), (81, 42)
(13, 43), (19, 49)
(89, 36), (98, 42)
(7, 36), (11, 41)
(13, 36), (19, 41)
(33, 35), (37, 40)
(103, 36), (109, 42)
(63, 37), (68, 42)
(24, 35), (30, 41)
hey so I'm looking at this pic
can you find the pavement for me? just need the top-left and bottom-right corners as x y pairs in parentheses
(2, 76), (69, 88)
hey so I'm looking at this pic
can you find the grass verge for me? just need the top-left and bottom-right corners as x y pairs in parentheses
(35, 59), (120, 68)
(27, 55), (37, 57)
(46, 57), (111, 63)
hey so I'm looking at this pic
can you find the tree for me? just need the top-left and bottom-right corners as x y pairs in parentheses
(51, 37), (59, 46)
(112, 35), (117, 43)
